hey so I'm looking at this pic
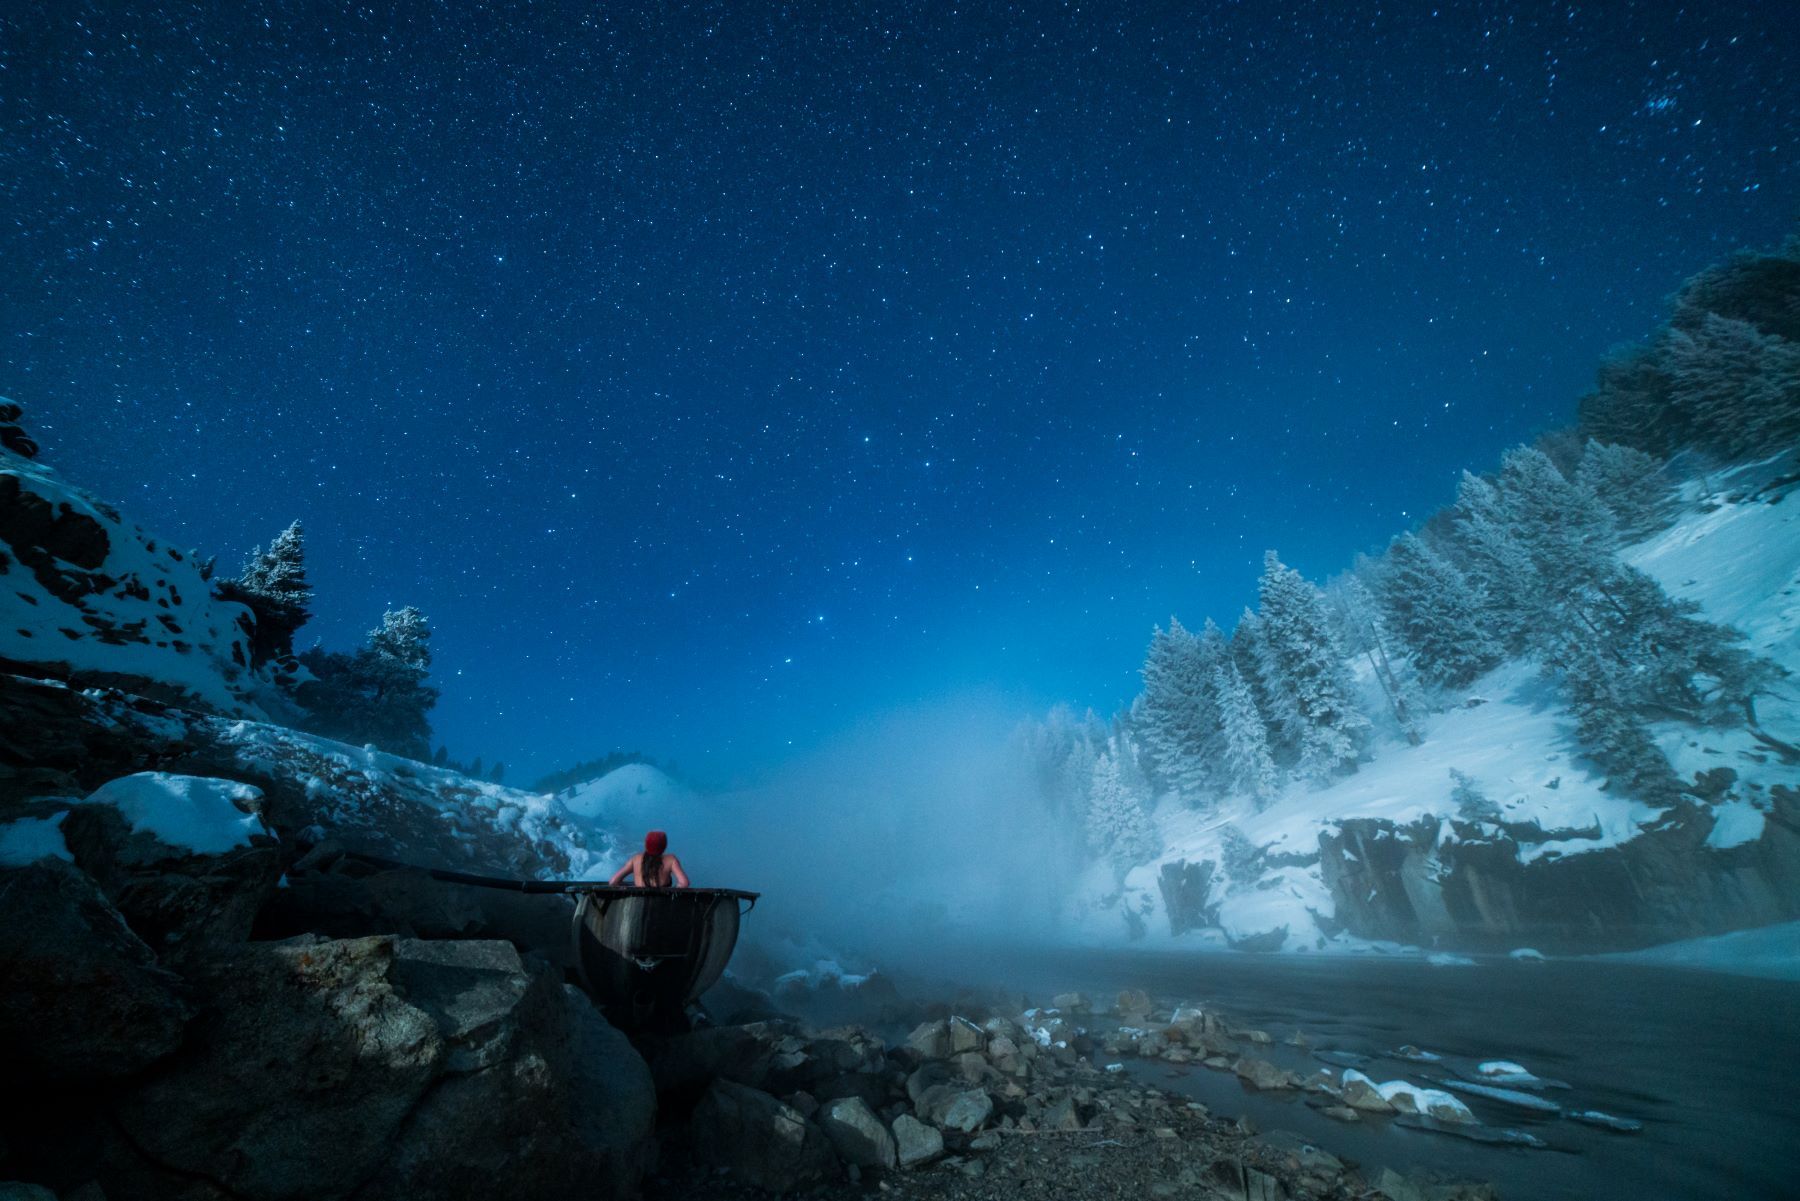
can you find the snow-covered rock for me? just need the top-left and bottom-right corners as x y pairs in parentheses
(0, 445), (278, 715)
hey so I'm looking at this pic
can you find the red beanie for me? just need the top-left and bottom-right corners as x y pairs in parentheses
(645, 830), (668, 855)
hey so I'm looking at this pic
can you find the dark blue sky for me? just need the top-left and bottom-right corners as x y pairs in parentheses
(5, 1), (1794, 784)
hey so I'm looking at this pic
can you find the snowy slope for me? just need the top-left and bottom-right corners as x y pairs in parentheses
(1074, 470), (1800, 952)
(0, 445), (272, 715)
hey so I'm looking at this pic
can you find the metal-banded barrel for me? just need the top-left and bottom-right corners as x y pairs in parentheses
(572, 887), (759, 1028)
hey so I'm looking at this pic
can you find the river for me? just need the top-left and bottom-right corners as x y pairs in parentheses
(919, 948), (1800, 1201)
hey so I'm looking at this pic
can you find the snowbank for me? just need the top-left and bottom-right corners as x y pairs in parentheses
(82, 772), (268, 854)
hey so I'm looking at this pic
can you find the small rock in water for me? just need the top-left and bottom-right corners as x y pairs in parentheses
(1320, 1105), (1361, 1123)
(1569, 1109), (1643, 1133)
(1393, 1045), (1442, 1063)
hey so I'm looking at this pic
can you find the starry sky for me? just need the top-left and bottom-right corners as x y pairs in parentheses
(4, 1), (1794, 785)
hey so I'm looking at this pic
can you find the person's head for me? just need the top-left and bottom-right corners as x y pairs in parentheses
(644, 830), (668, 856)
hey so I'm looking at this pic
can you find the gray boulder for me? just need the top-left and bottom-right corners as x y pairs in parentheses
(690, 1079), (836, 1192)
(819, 1096), (897, 1169)
(939, 1089), (994, 1133)
(1233, 1056), (1301, 1091)
(0, 858), (189, 1083)
(891, 1113), (945, 1169)
(905, 1018), (951, 1060)
(947, 1015), (986, 1054)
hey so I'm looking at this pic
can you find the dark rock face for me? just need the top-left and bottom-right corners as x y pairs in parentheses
(0, 858), (190, 1084)
(688, 1078), (837, 1192)
(1319, 789), (1800, 952)
(106, 936), (656, 1201)
(60, 801), (284, 967)
(1159, 859), (1217, 937)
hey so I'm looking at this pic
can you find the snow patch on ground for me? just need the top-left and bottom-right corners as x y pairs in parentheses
(82, 772), (268, 854)
(0, 812), (72, 866)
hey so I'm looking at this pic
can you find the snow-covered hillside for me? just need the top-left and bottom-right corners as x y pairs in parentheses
(1068, 462), (1800, 953)
(0, 443), (280, 715)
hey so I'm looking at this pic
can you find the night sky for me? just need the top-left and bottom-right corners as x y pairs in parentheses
(5, 2), (1794, 784)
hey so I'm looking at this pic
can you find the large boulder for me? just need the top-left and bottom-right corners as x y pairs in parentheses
(0, 857), (189, 1084)
(689, 1079), (836, 1192)
(106, 935), (655, 1201)
(818, 1096), (897, 1169)
(892, 1114), (945, 1169)
(60, 775), (283, 965)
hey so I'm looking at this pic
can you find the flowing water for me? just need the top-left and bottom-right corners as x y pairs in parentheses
(926, 948), (1800, 1201)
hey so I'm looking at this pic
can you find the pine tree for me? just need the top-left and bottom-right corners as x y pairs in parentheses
(1661, 313), (1800, 459)
(1137, 618), (1220, 804)
(1576, 440), (1673, 543)
(1448, 471), (1544, 652)
(296, 606), (439, 760)
(1085, 740), (1159, 870)
(1550, 638), (1683, 808)
(225, 520), (314, 663)
(1255, 552), (1369, 782)
(1213, 660), (1280, 807)
(1374, 532), (1504, 689)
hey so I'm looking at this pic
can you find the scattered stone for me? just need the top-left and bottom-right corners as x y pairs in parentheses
(1051, 992), (1092, 1013)
(1205, 1155), (1287, 1201)
(1568, 1109), (1643, 1133)
(948, 1016), (986, 1055)
(892, 1114), (945, 1169)
(1320, 1105), (1361, 1123)
(906, 1019), (951, 1060)
(969, 1131), (1003, 1151)
(1040, 1095), (1085, 1132)
(1233, 1056), (1301, 1091)
(819, 1096), (897, 1169)
(939, 1089), (994, 1133)
(1339, 1071), (1397, 1113)
(1115, 989), (1154, 1018)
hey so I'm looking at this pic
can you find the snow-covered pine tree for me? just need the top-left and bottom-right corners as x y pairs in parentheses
(1448, 471), (1545, 653)
(1085, 739), (1159, 870)
(1662, 312), (1800, 459)
(1137, 618), (1220, 805)
(1230, 606), (1281, 751)
(1213, 659), (1280, 807)
(1254, 552), (1369, 783)
(1549, 637), (1683, 808)
(1576, 440), (1674, 544)
(227, 520), (314, 663)
(1332, 570), (1424, 744)
(1374, 532), (1504, 689)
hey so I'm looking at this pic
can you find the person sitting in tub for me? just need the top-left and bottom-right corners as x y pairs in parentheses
(609, 830), (690, 888)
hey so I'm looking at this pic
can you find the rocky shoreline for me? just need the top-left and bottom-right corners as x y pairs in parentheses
(636, 991), (1499, 1201)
